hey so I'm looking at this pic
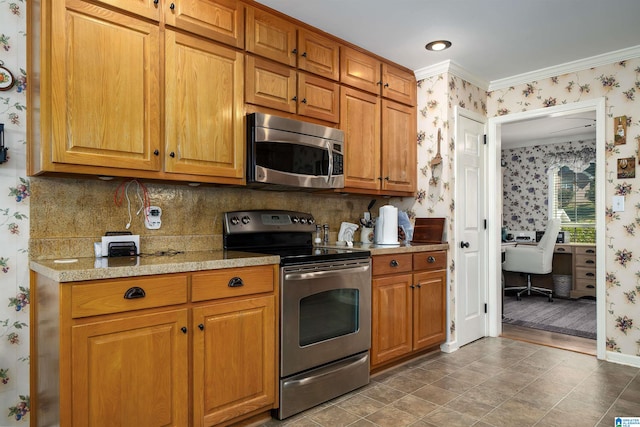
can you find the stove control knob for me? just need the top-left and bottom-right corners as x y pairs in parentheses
(308, 217), (315, 225)
(241, 216), (251, 224)
(291, 216), (300, 224)
(300, 217), (307, 224)
(230, 216), (240, 225)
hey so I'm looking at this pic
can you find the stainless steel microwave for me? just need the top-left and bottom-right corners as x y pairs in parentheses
(246, 113), (344, 190)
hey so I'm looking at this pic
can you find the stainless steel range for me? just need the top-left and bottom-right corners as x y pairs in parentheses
(223, 210), (371, 419)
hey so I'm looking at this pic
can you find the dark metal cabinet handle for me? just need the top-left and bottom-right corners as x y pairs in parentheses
(556, 247), (566, 252)
(586, 260), (595, 264)
(228, 277), (244, 288)
(427, 256), (436, 263)
(586, 272), (595, 277)
(292, 95), (297, 101)
(416, 284), (422, 288)
(384, 176), (390, 181)
(181, 327), (187, 334)
(390, 259), (399, 267)
(410, 284), (415, 289)
(292, 48), (297, 54)
(124, 286), (146, 299)
(586, 284), (595, 289)
(198, 324), (204, 331)
(169, 152), (175, 158)
(153, 149), (159, 156)
(376, 81), (382, 86)
(301, 52), (307, 57)
(153, 0), (158, 4)
(383, 83), (389, 88)
(301, 98), (307, 104)
(586, 249), (595, 253)
(377, 177), (383, 181)
(460, 241), (470, 249)
(170, 2), (175, 10)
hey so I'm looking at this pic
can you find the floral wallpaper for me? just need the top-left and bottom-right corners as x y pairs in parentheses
(0, 0), (31, 424)
(394, 74), (487, 342)
(488, 58), (640, 358)
(502, 139), (596, 232)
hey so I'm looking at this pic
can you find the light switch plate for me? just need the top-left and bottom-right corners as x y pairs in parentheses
(612, 195), (625, 212)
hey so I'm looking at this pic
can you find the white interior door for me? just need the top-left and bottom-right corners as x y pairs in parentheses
(455, 108), (487, 348)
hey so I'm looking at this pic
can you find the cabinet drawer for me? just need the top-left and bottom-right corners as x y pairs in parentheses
(574, 279), (596, 293)
(575, 253), (596, 268)
(575, 246), (596, 256)
(413, 251), (447, 271)
(71, 275), (188, 318)
(192, 265), (274, 301)
(372, 254), (412, 276)
(575, 266), (596, 281)
(554, 245), (572, 254)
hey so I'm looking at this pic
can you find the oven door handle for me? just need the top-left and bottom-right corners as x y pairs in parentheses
(283, 352), (369, 387)
(284, 265), (370, 281)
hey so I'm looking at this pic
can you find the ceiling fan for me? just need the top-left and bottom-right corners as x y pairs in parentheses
(550, 118), (596, 134)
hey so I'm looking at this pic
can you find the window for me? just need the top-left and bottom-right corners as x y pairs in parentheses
(549, 163), (596, 243)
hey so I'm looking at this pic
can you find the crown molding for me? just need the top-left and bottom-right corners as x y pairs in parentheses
(488, 45), (640, 91)
(414, 60), (489, 90)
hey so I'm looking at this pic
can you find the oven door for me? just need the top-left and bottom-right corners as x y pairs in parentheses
(280, 258), (371, 377)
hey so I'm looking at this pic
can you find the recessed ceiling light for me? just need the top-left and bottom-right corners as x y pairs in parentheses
(425, 40), (452, 51)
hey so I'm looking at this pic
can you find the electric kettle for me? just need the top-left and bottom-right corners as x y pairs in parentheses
(374, 205), (399, 245)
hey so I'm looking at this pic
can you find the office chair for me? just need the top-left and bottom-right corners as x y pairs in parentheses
(502, 219), (561, 302)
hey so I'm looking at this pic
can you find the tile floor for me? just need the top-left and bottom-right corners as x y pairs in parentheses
(261, 337), (640, 427)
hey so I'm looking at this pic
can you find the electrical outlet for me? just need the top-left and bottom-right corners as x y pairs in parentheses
(145, 206), (162, 230)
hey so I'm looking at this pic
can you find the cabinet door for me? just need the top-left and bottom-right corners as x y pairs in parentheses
(413, 270), (446, 350)
(340, 88), (381, 190)
(52, 2), (161, 171)
(165, 30), (245, 181)
(246, 7), (297, 66)
(381, 99), (417, 193)
(246, 55), (297, 113)
(381, 63), (417, 106)
(79, 0), (161, 21)
(165, 0), (244, 48)
(371, 274), (413, 367)
(297, 29), (339, 81)
(193, 295), (276, 426)
(340, 46), (381, 94)
(71, 309), (188, 427)
(298, 73), (339, 123)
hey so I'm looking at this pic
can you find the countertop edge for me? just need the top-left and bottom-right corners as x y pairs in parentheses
(323, 242), (449, 255)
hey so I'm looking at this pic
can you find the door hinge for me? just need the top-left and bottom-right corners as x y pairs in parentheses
(484, 303), (487, 313)
(484, 219), (487, 230)
(483, 134), (487, 145)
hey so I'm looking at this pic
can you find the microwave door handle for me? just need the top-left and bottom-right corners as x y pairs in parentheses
(326, 141), (333, 183)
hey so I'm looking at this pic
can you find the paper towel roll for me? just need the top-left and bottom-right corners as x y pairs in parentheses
(375, 205), (398, 245)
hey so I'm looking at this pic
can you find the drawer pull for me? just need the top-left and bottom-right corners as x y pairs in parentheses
(181, 327), (187, 334)
(198, 324), (204, 331)
(586, 260), (595, 264)
(586, 272), (595, 277)
(123, 286), (146, 300)
(556, 248), (566, 252)
(586, 249), (595, 253)
(228, 277), (244, 288)
(427, 256), (436, 263)
(390, 259), (399, 267)
(586, 285), (595, 289)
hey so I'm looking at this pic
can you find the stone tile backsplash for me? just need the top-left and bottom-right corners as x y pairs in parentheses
(29, 177), (377, 259)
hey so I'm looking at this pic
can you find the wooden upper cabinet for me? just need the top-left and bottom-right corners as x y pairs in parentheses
(340, 87), (381, 190)
(297, 29), (339, 81)
(340, 46), (382, 94)
(246, 7), (297, 67)
(381, 99), (417, 193)
(51, 1), (161, 171)
(382, 63), (417, 106)
(165, 0), (244, 48)
(246, 55), (297, 113)
(165, 30), (245, 180)
(298, 73), (340, 123)
(82, 0), (162, 21)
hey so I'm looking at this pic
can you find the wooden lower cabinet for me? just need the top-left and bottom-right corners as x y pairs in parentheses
(32, 265), (278, 427)
(371, 251), (446, 370)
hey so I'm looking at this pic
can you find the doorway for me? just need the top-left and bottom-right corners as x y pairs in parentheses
(486, 98), (606, 360)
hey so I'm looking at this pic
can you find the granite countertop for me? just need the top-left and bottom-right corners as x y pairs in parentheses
(31, 243), (449, 283)
(30, 250), (280, 283)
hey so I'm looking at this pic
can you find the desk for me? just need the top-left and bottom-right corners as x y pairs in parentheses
(501, 242), (596, 298)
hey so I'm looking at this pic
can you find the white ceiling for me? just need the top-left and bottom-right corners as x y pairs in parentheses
(256, 0), (640, 84)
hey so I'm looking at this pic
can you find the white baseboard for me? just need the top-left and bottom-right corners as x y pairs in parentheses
(440, 341), (459, 353)
(606, 351), (640, 368)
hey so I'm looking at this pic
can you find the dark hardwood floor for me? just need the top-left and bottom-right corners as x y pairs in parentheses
(501, 323), (596, 356)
